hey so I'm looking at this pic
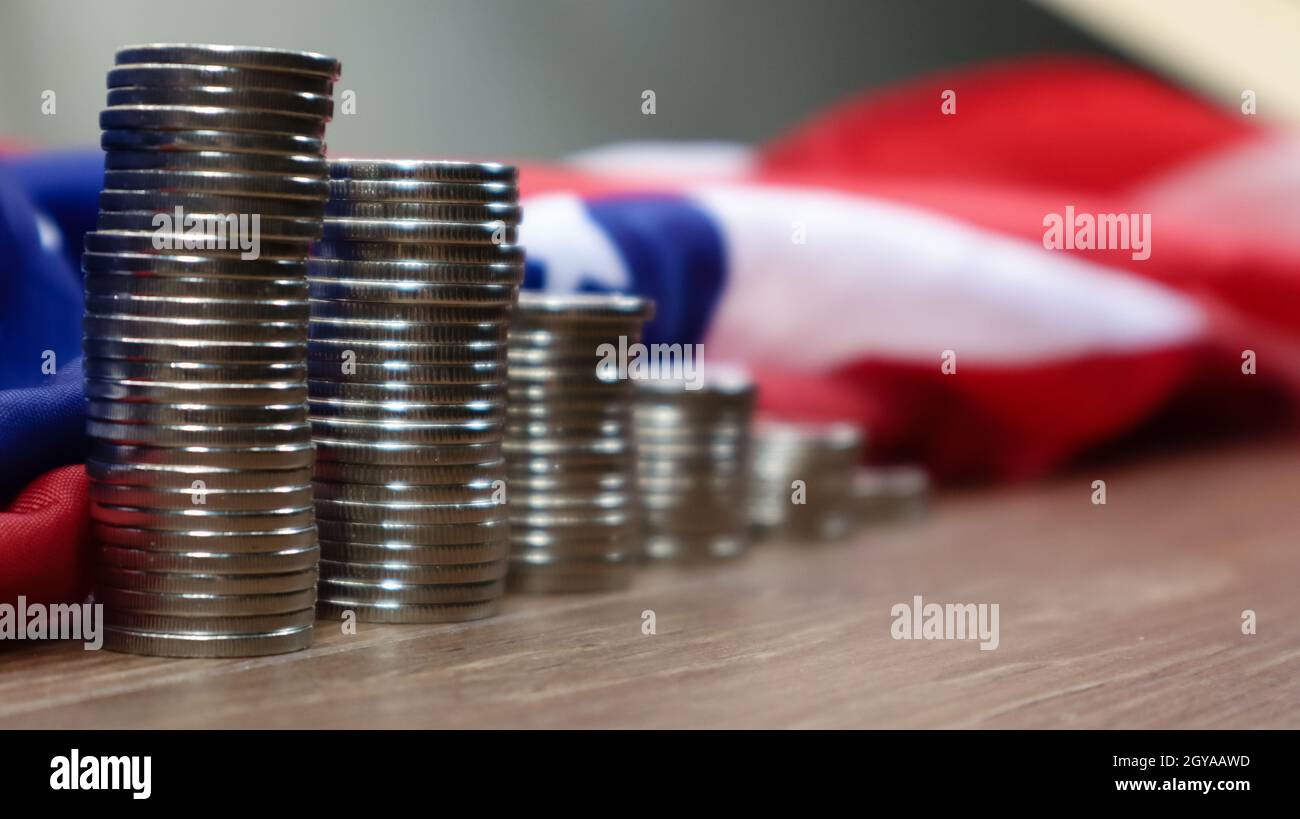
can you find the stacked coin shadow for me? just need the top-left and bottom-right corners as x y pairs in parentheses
(505, 294), (655, 592)
(634, 371), (756, 561)
(748, 421), (866, 541)
(82, 44), (340, 658)
(308, 159), (523, 623)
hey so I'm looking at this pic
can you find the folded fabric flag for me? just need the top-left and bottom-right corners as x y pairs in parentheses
(517, 57), (1300, 480)
(3, 56), (1298, 605)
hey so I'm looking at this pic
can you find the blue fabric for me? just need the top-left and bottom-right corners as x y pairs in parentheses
(0, 356), (86, 501)
(0, 150), (97, 501)
(523, 193), (727, 345)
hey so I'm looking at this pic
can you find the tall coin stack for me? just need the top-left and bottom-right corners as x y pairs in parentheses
(634, 371), (756, 561)
(84, 44), (340, 657)
(506, 293), (655, 593)
(748, 421), (865, 541)
(309, 159), (523, 623)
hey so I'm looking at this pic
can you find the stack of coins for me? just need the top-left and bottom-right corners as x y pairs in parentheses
(852, 465), (931, 525)
(84, 44), (340, 658)
(748, 421), (865, 541)
(506, 293), (655, 592)
(308, 159), (523, 623)
(634, 370), (756, 561)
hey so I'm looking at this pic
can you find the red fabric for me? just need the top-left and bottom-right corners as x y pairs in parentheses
(0, 465), (91, 607)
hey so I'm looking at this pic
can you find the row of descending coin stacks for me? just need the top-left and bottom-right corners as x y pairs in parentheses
(308, 159), (523, 623)
(748, 421), (865, 542)
(634, 370), (757, 561)
(505, 294), (655, 593)
(83, 44), (341, 657)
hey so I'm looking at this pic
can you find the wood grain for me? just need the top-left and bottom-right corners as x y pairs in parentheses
(2, 441), (1298, 728)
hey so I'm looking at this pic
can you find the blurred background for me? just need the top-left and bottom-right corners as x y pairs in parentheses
(0, 0), (1124, 155)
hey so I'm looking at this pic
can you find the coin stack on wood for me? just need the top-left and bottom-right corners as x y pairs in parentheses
(634, 370), (756, 561)
(748, 421), (865, 541)
(309, 159), (523, 623)
(83, 44), (340, 657)
(505, 293), (655, 592)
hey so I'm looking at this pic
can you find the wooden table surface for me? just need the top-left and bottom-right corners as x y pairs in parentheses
(3, 441), (1298, 729)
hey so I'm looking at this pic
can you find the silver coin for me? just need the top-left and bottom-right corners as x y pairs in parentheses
(100, 105), (326, 138)
(316, 519), (507, 548)
(85, 378), (307, 408)
(97, 544), (319, 574)
(85, 229), (316, 261)
(308, 397), (504, 424)
(85, 295), (309, 324)
(101, 625), (313, 657)
(308, 317), (505, 345)
(98, 188), (327, 220)
(329, 158), (516, 184)
(92, 521), (317, 552)
(318, 558), (506, 584)
(82, 246), (310, 277)
(115, 44), (340, 78)
(320, 218), (514, 245)
(101, 127), (324, 157)
(312, 458), (504, 486)
(104, 148), (327, 176)
(104, 607), (317, 635)
(311, 239), (524, 265)
(106, 86), (333, 120)
(306, 338), (505, 365)
(309, 416), (502, 445)
(95, 566), (318, 595)
(317, 577), (504, 605)
(84, 315), (308, 344)
(85, 338), (306, 368)
(313, 478), (498, 505)
(313, 437), (499, 467)
(318, 537), (508, 564)
(308, 278), (517, 306)
(90, 501), (315, 532)
(94, 584), (316, 616)
(315, 598), (497, 624)
(89, 440), (314, 470)
(306, 358), (501, 384)
(327, 178), (517, 204)
(85, 270), (308, 300)
(514, 291), (655, 322)
(314, 497), (502, 526)
(309, 299), (512, 326)
(308, 257), (522, 285)
(325, 199), (522, 224)
(101, 169), (329, 200)
(307, 378), (503, 403)
(87, 458), (312, 490)
(95, 211), (322, 242)
(89, 480), (313, 512)
(83, 358), (307, 384)
(108, 63), (334, 94)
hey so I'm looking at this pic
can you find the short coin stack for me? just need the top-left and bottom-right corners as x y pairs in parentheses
(748, 421), (865, 541)
(83, 44), (340, 658)
(506, 293), (655, 592)
(634, 371), (756, 561)
(309, 159), (523, 623)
